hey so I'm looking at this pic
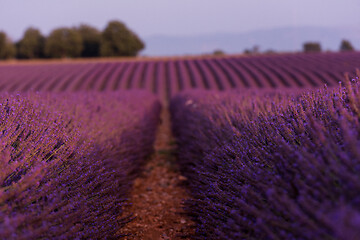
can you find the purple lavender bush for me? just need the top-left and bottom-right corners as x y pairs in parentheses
(0, 90), (161, 239)
(170, 72), (360, 239)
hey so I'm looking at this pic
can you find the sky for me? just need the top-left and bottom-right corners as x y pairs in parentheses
(0, 0), (359, 41)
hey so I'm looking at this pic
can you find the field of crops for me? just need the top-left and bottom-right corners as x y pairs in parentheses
(0, 51), (360, 239)
(0, 91), (160, 239)
(0, 52), (360, 102)
(170, 79), (360, 239)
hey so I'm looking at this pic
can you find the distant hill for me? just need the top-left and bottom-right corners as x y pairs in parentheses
(141, 26), (360, 56)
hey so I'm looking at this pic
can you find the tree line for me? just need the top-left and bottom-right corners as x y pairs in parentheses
(242, 40), (355, 56)
(0, 20), (144, 60)
(303, 40), (355, 53)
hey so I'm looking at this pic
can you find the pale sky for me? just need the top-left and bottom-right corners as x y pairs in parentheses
(0, 0), (359, 41)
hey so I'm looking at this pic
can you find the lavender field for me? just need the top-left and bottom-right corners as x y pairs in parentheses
(0, 52), (360, 102)
(170, 75), (360, 239)
(0, 91), (160, 239)
(0, 52), (359, 239)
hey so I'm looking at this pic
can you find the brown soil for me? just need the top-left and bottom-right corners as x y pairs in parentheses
(119, 109), (195, 240)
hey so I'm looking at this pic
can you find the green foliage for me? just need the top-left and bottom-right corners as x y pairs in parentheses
(303, 42), (322, 53)
(17, 27), (45, 59)
(100, 20), (144, 57)
(1, 20), (145, 59)
(0, 31), (16, 59)
(243, 45), (260, 55)
(76, 24), (101, 58)
(340, 39), (354, 52)
(264, 49), (276, 55)
(213, 49), (225, 56)
(45, 28), (83, 58)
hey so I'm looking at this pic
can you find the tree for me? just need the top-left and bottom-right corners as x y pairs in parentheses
(76, 24), (101, 57)
(243, 45), (260, 55)
(264, 49), (276, 55)
(340, 39), (354, 52)
(0, 32), (16, 59)
(45, 27), (83, 58)
(213, 49), (225, 56)
(100, 20), (144, 57)
(17, 27), (45, 59)
(303, 42), (322, 53)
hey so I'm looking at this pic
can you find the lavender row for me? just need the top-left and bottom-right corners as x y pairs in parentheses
(0, 52), (360, 101)
(170, 73), (360, 239)
(0, 90), (161, 239)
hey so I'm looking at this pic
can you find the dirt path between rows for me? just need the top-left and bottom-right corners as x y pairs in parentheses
(120, 109), (194, 239)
